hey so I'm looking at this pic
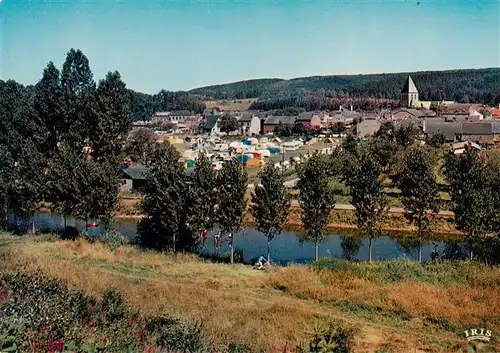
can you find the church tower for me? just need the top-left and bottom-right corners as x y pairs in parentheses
(400, 76), (419, 108)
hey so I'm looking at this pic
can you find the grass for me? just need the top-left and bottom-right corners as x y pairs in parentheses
(1, 234), (498, 352)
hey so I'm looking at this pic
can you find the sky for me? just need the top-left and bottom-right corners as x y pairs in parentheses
(1, 0), (499, 94)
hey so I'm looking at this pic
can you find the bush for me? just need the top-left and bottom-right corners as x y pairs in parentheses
(296, 321), (357, 353)
(0, 271), (213, 352)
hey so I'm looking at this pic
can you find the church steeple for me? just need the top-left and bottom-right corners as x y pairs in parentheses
(401, 76), (419, 108)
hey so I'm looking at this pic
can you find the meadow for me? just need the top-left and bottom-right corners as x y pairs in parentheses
(1, 233), (498, 352)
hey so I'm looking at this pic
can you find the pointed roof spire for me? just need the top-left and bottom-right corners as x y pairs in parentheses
(401, 76), (418, 94)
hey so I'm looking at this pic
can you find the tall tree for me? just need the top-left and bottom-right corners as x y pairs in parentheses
(297, 152), (336, 261)
(217, 160), (248, 264)
(45, 146), (81, 228)
(444, 146), (495, 260)
(8, 141), (46, 233)
(343, 149), (387, 263)
(251, 162), (291, 263)
(0, 146), (13, 229)
(33, 62), (64, 155)
(394, 124), (418, 149)
(61, 49), (95, 151)
(218, 113), (239, 134)
(91, 71), (133, 159)
(394, 146), (440, 262)
(137, 144), (188, 252)
(185, 152), (218, 238)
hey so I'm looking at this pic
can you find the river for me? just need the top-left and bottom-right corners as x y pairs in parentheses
(8, 213), (459, 264)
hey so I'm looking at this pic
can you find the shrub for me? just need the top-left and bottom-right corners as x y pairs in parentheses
(296, 321), (357, 353)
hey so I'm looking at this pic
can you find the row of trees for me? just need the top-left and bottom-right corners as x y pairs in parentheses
(0, 49), (133, 231)
(138, 121), (499, 264)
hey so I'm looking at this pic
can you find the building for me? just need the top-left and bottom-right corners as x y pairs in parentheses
(296, 112), (323, 128)
(401, 76), (420, 108)
(450, 141), (481, 155)
(238, 112), (262, 136)
(120, 164), (149, 191)
(441, 103), (484, 119)
(200, 116), (220, 135)
(460, 121), (500, 142)
(262, 116), (296, 134)
(423, 119), (460, 142)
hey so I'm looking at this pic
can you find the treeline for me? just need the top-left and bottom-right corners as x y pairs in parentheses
(0, 48), (133, 231)
(128, 89), (206, 121)
(190, 68), (500, 106)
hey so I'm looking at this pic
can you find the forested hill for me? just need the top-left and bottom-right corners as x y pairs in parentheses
(189, 68), (500, 106)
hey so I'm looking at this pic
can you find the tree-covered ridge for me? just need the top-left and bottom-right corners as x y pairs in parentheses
(189, 68), (500, 105)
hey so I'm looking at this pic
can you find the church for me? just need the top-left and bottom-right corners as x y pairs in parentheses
(400, 76), (421, 108)
(400, 76), (435, 109)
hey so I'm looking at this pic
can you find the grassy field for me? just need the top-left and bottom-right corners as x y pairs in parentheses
(1, 234), (498, 352)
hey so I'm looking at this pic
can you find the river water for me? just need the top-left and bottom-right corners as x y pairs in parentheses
(9, 213), (457, 264)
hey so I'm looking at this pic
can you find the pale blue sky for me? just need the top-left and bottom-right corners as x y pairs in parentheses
(1, 0), (499, 93)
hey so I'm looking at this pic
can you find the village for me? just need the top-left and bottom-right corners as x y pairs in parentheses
(122, 76), (500, 191)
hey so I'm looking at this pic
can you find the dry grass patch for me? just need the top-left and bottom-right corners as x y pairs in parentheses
(1, 235), (498, 352)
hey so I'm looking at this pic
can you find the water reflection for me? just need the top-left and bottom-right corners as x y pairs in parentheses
(8, 213), (465, 265)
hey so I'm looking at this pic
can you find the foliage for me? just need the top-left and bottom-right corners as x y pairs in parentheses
(427, 133), (446, 148)
(137, 143), (194, 252)
(340, 236), (362, 261)
(343, 148), (387, 263)
(393, 124), (418, 149)
(185, 152), (219, 234)
(297, 152), (336, 261)
(251, 162), (291, 263)
(296, 321), (356, 353)
(444, 147), (496, 259)
(190, 68), (500, 106)
(0, 271), (212, 352)
(394, 146), (440, 262)
(217, 160), (248, 263)
(124, 128), (157, 165)
(218, 113), (239, 133)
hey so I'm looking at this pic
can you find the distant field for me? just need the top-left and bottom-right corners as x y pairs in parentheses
(204, 98), (257, 111)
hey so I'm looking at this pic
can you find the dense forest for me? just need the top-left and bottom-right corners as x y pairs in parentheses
(189, 68), (500, 107)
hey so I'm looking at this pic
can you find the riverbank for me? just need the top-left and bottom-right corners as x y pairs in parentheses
(0, 234), (497, 352)
(115, 199), (463, 237)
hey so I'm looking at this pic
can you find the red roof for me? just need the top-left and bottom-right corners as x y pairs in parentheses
(492, 108), (500, 118)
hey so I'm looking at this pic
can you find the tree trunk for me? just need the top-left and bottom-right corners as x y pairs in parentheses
(315, 241), (319, 262)
(368, 238), (372, 264)
(267, 238), (271, 264)
(64, 215), (67, 229)
(230, 234), (234, 264)
(469, 237), (473, 261)
(418, 245), (422, 264)
(85, 216), (88, 232)
(31, 217), (36, 235)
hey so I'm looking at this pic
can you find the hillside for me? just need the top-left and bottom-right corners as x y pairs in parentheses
(1, 234), (499, 352)
(189, 68), (500, 106)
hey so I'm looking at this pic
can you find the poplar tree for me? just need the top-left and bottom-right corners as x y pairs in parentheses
(251, 162), (291, 263)
(444, 146), (495, 260)
(297, 152), (336, 261)
(217, 160), (248, 264)
(344, 149), (387, 263)
(137, 144), (188, 252)
(395, 146), (440, 262)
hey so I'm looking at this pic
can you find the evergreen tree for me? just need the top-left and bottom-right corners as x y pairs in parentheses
(297, 152), (336, 261)
(395, 146), (439, 262)
(137, 144), (189, 252)
(251, 162), (291, 263)
(343, 148), (387, 263)
(444, 146), (495, 260)
(217, 160), (248, 264)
